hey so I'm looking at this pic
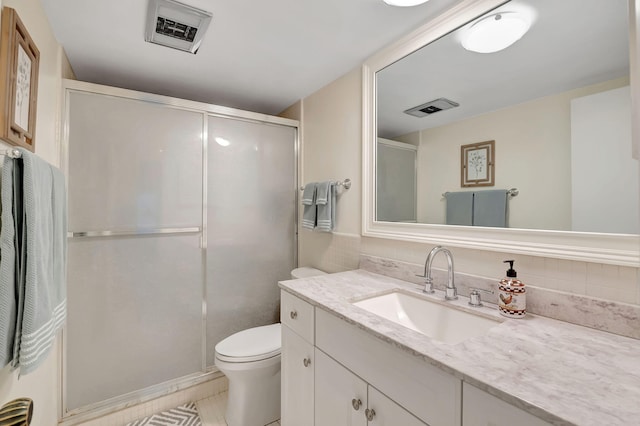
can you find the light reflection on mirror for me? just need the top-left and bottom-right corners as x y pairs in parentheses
(375, 0), (638, 234)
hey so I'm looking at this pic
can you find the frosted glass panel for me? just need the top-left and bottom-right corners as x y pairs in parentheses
(67, 92), (203, 232)
(66, 235), (203, 410)
(206, 116), (296, 366)
(377, 142), (417, 222)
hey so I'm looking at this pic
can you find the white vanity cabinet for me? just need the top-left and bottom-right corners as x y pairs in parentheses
(315, 307), (461, 426)
(314, 349), (367, 426)
(281, 290), (460, 426)
(367, 387), (428, 426)
(281, 292), (315, 426)
(315, 349), (427, 426)
(462, 383), (553, 426)
(281, 290), (560, 426)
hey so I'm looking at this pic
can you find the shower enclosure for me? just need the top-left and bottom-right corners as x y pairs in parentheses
(61, 81), (297, 418)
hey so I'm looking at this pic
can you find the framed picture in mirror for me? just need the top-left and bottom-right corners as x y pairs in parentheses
(461, 140), (494, 187)
(0, 7), (39, 152)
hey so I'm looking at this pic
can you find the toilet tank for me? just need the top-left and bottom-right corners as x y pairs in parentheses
(291, 267), (326, 279)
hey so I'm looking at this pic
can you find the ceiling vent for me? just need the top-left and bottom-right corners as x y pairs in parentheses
(145, 0), (212, 54)
(404, 98), (460, 117)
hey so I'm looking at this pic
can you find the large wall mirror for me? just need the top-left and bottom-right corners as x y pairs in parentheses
(362, 0), (640, 265)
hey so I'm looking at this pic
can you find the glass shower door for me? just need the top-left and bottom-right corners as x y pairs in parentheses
(205, 116), (296, 366)
(65, 91), (205, 411)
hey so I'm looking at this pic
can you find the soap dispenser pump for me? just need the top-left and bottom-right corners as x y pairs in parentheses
(498, 260), (526, 318)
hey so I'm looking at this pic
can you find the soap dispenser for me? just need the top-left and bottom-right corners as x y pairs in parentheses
(498, 260), (526, 318)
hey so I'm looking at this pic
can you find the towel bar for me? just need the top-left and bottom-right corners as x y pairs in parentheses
(300, 178), (351, 191)
(1, 148), (21, 158)
(442, 188), (518, 198)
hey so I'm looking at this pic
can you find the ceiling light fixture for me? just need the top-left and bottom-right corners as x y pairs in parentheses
(461, 12), (531, 53)
(383, 0), (430, 7)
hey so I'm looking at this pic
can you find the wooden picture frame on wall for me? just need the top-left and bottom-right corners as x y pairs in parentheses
(0, 7), (39, 152)
(461, 140), (495, 187)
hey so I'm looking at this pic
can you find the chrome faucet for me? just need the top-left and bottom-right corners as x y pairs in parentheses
(418, 246), (457, 300)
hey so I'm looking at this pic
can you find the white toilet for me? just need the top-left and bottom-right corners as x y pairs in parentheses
(214, 267), (326, 426)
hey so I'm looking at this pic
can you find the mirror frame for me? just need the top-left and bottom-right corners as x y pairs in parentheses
(362, 0), (640, 266)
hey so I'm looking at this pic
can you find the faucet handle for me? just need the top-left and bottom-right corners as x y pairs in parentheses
(415, 274), (435, 294)
(468, 287), (494, 307)
(421, 277), (435, 294)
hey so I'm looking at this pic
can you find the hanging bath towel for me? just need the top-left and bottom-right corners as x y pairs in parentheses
(444, 191), (473, 226)
(316, 181), (336, 232)
(0, 157), (22, 368)
(473, 189), (508, 228)
(0, 148), (67, 374)
(301, 182), (317, 230)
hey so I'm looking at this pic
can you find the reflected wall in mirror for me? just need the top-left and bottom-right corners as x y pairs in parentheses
(376, 0), (638, 234)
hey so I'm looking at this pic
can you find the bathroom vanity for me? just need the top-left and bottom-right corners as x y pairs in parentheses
(279, 270), (640, 426)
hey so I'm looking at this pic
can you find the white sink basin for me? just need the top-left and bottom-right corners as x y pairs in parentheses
(353, 290), (502, 344)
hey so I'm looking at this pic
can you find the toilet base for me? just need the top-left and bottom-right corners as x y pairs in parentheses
(217, 356), (281, 426)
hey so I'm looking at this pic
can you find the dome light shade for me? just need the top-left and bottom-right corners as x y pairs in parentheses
(461, 12), (531, 53)
(383, 0), (429, 7)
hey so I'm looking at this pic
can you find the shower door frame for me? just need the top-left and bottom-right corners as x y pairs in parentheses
(58, 79), (299, 424)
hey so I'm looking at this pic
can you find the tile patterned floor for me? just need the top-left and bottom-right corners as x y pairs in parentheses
(195, 391), (280, 426)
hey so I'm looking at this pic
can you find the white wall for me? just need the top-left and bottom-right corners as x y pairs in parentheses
(287, 69), (363, 271)
(571, 86), (639, 234)
(295, 69), (640, 306)
(413, 78), (628, 230)
(0, 0), (74, 423)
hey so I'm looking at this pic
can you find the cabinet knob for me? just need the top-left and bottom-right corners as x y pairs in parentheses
(290, 310), (298, 319)
(303, 357), (311, 367)
(351, 398), (362, 411)
(365, 408), (376, 421)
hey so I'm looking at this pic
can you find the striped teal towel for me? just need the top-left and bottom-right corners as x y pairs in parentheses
(0, 148), (67, 374)
(316, 182), (335, 232)
(302, 182), (317, 230)
(0, 156), (20, 368)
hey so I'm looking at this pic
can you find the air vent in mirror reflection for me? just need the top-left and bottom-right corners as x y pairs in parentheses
(404, 97), (459, 117)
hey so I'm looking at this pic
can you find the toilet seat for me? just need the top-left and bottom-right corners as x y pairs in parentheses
(215, 323), (281, 363)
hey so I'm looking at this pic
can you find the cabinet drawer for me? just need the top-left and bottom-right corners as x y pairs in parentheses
(281, 290), (314, 343)
(316, 308), (462, 426)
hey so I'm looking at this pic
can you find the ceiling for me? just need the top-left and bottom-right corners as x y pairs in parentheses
(377, 0), (630, 138)
(40, 0), (464, 115)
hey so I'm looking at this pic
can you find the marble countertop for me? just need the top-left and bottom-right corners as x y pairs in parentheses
(279, 270), (640, 426)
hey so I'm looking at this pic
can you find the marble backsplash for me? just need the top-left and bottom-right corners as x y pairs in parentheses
(360, 254), (640, 340)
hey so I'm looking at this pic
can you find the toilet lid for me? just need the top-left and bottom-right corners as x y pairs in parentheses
(215, 323), (281, 362)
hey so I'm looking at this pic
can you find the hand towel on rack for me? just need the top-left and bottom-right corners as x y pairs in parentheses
(473, 189), (508, 228)
(445, 191), (473, 226)
(0, 148), (67, 374)
(0, 158), (21, 368)
(316, 181), (336, 232)
(302, 182), (317, 230)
